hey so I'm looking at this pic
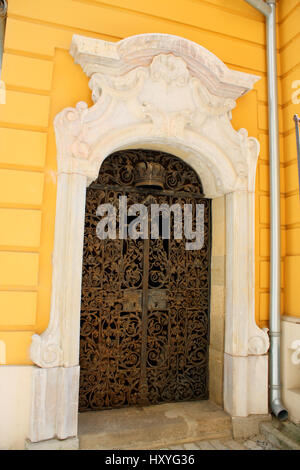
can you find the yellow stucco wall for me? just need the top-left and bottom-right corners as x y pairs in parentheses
(279, 0), (300, 318)
(0, 0), (298, 364)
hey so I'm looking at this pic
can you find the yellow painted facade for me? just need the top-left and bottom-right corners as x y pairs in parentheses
(279, 0), (300, 319)
(0, 0), (299, 364)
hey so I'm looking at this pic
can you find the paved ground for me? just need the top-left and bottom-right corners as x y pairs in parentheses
(158, 435), (279, 450)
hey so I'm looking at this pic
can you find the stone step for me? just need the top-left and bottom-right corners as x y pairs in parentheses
(160, 437), (276, 451)
(260, 421), (300, 450)
(277, 420), (300, 444)
(78, 401), (232, 450)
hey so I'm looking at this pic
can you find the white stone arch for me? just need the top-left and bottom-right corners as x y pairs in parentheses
(28, 33), (270, 445)
(88, 130), (238, 197)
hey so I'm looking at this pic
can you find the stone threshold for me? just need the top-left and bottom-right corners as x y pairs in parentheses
(78, 400), (232, 450)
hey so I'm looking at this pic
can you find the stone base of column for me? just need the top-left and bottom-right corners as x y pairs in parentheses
(224, 353), (269, 417)
(26, 437), (79, 450)
(29, 365), (80, 443)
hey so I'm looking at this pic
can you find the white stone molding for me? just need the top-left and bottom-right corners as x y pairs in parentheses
(225, 191), (269, 358)
(29, 366), (80, 442)
(70, 33), (259, 99)
(291, 340), (300, 366)
(28, 33), (269, 442)
(31, 173), (87, 368)
(281, 319), (300, 424)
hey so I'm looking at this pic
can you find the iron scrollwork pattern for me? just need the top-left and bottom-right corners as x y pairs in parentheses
(79, 150), (211, 411)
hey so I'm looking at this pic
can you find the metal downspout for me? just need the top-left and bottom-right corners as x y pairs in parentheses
(244, 0), (288, 420)
(0, 0), (7, 78)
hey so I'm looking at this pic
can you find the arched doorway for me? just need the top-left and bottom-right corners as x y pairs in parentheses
(79, 149), (211, 411)
(28, 34), (270, 447)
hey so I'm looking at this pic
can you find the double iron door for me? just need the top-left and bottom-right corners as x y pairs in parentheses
(79, 150), (211, 411)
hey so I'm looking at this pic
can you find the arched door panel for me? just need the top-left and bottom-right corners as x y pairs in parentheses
(79, 150), (211, 411)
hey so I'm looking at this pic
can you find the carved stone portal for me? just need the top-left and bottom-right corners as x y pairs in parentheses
(28, 33), (269, 444)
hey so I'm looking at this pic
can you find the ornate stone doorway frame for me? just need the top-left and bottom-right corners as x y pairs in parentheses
(28, 34), (270, 445)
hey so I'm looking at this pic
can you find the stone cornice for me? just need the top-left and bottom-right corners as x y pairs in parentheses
(70, 33), (260, 100)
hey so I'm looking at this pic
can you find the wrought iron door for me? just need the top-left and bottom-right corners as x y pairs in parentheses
(79, 150), (211, 411)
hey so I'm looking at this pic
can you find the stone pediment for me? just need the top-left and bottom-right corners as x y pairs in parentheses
(70, 33), (259, 100)
(53, 33), (261, 198)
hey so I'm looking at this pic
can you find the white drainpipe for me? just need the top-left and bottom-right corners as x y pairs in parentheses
(244, 0), (288, 420)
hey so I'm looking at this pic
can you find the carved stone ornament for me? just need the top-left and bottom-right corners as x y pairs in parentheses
(291, 340), (300, 366)
(69, 33), (259, 99)
(45, 33), (262, 199)
(248, 329), (270, 355)
(29, 34), (269, 427)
